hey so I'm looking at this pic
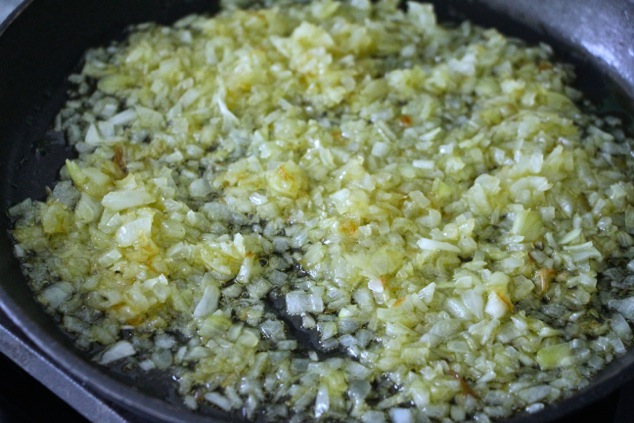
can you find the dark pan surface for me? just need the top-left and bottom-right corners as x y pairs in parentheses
(1, 1), (634, 421)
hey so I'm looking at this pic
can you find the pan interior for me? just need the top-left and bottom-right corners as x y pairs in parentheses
(1, 1), (634, 422)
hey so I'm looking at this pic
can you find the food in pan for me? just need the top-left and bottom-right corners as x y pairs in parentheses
(9, 0), (634, 421)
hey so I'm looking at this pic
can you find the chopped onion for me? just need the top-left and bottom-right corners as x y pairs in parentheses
(314, 384), (330, 418)
(102, 190), (154, 211)
(204, 392), (232, 411)
(485, 291), (509, 319)
(286, 291), (324, 315)
(40, 282), (73, 309)
(193, 285), (220, 318)
(115, 215), (153, 247)
(389, 408), (414, 423)
(99, 340), (136, 365)
(9, 1), (634, 421)
(417, 237), (461, 253)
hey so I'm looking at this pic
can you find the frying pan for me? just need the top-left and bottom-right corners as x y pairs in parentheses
(1, 1), (634, 422)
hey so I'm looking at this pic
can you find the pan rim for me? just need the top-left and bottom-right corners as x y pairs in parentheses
(0, 0), (31, 37)
(1, 1), (634, 422)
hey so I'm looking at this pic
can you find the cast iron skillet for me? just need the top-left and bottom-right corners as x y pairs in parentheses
(1, 1), (634, 422)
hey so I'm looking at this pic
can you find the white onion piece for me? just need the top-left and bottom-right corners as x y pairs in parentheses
(286, 291), (324, 315)
(40, 282), (73, 309)
(102, 190), (154, 211)
(485, 291), (509, 318)
(116, 215), (153, 247)
(389, 408), (414, 423)
(99, 341), (136, 365)
(314, 384), (330, 418)
(109, 109), (137, 126)
(417, 237), (461, 253)
(193, 285), (220, 318)
(204, 392), (232, 411)
(608, 298), (634, 321)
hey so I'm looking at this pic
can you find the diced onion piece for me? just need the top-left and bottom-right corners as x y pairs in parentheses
(116, 215), (153, 247)
(204, 392), (232, 411)
(189, 178), (213, 198)
(143, 274), (170, 302)
(461, 289), (484, 320)
(517, 385), (553, 403)
(85, 123), (102, 145)
(286, 291), (324, 315)
(98, 248), (122, 267)
(412, 159), (434, 169)
(485, 291), (509, 318)
(368, 278), (385, 293)
(511, 209), (543, 242)
(314, 384), (330, 418)
(109, 109), (137, 126)
(559, 227), (582, 244)
(417, 237), (461, 253)
(536, 343), (573, 370)
(102, 190), (154, 211)
(193, 285), (220, 318)
(99, 340), (136, 364)
(371, 142), (390, 157)
(389, 408), (414, 423)
(40, 282), (73, 309)
(608, 297), (634, 321)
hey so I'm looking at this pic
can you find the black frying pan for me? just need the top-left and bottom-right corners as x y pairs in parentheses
(1, 1), (634, 422)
